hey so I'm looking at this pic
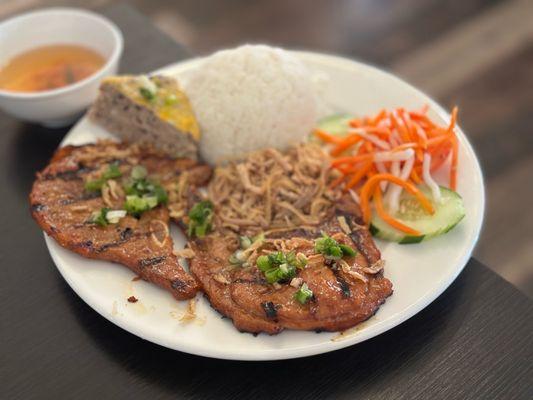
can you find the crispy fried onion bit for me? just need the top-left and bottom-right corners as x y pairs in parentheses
(179, 299), (197, 323)
(338, 259), (368, 283)
(149, 219), (169, 247)
(102, 179), (125, 207)
(173, 247), (195, 259)
(168, 171), (190, 219)
(208, 144), (341, 234)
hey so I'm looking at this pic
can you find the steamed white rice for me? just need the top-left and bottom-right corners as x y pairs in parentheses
(183, 45), (318, 165)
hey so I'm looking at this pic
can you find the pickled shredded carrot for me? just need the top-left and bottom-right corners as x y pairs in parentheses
(360, 173), (435, 224)
(345, 159), (374, 190)
(314, 129), (342, 143)
(315, 105), (460, 233)
(450, 135), (459, 190)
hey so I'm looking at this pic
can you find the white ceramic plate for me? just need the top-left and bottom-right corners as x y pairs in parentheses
(45, 51), (484, 360)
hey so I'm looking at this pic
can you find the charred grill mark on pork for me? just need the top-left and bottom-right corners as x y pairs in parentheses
(139, 256), (167, 268)
(334, 272), (351, 298)
(261, 302), (279, 320)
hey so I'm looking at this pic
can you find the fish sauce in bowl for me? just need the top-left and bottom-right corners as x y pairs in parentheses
(0, 44), (105, 93)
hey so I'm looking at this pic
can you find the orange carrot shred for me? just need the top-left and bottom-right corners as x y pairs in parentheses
(321, 105), (459, 233)
(360, 174), (435, 224)
(450, 135), (459, 190)
(369, 109), (387, 126)
(330, 135), (361, 156)
(447, 106), (458, 135)
(427, 135), (450, 147)
(351, 126), (391, 138)
(410, 168), (422, 184)
(391, 143), (419, 152)
(349, 118), (363, 128)
(391, 112), (411, 143)
(331, 153), (373, 167)
(314, 129), (342, 144)
(430, 143), (452, 172)
(409, 113), (436, 130)
(345, 159), (374, 190)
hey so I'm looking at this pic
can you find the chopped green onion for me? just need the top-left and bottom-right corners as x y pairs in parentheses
(229, 250), (247, 265)
(89, 208), (110, 227)
(265, 268), (279, 283)
(152, 185), (168, 204)
(145, 196), (158, 208)
(294, 283), (313, 304)
(106, 209), (127, 224)
(281, 264), (296, 280)
(164, 94), (178, 105)
(139, 87), (156, 102)
(229, 253), (240, 265)
(339, 244), (357, 257)
(279, 263), (289, 274)
(314, 233), (356, 260)
(315, 233), (343, 259)
(122, 165), (167, 217)
(263, 266), (295, 284)
(268, 251), (286, 266)
(285, 252), (297, 265)
(85, 162), (122, 192)
(137, 75), (157, 91)
(239, 236), (252, 249)
(187, 200), (214, 238)
(257, 251), (298, 284)
(103, 162), (121, 180)
(130, 165), (147, 180)
(124, 195), (158, 217)
(84, 178), (105, 192)
(284, 252), (307, 269)
(256, 255), (271, 272)
(264, 269), (280, 284)
(295, 253), (308, 269)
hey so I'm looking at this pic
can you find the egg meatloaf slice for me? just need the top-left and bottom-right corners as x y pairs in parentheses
(188, 195), (393, 334)
(89, 75), (200, 160)
(30, 140), (211, 300)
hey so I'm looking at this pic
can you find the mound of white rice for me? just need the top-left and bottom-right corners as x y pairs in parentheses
(183, 45), (318, 165)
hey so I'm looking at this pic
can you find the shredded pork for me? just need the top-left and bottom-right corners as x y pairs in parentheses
(208, 144), (341, 235)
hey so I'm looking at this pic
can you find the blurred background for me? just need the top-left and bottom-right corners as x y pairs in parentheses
(1, 0), (531, 296)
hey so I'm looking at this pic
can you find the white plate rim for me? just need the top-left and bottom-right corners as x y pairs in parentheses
(44, 50), (485, 361)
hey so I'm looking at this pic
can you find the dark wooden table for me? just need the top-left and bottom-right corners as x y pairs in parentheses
(1, 4), (531, 399)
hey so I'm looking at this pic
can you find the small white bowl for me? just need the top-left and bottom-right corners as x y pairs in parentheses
(0, 8), (123, 127)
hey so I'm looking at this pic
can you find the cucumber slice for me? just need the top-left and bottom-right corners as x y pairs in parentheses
(370, 186), (465, 244)
(317, 114), (353, 137)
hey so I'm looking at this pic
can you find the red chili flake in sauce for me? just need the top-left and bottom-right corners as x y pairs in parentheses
(127, 296), (138, 303)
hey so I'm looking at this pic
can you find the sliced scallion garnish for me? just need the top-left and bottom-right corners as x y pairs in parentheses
(314, 233), (357, 260)
(294, 283), (313, 304)
(89, 208), (110, 227)
(124, 195), (158, 217)
(85, 162), (122, 192)
(122, 165), (167, 218)
(256, 251), (299, 284)
(106, 209), (127, 224)
(139, 87), (156, 101)
(187, 200), (214, 238)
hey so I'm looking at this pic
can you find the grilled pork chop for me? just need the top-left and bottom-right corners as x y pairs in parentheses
(189, 195), (393, 334)
(30, 141), (211, 300)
